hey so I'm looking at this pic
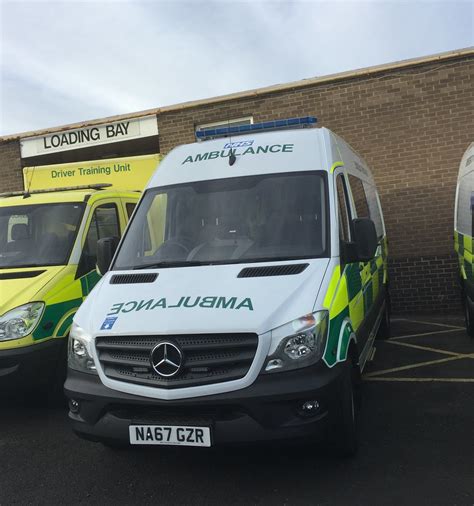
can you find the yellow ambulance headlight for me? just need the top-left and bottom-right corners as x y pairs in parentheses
(0, 302), (45, 341)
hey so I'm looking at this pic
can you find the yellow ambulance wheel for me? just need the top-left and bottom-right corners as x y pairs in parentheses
(46, 338), (68, 405)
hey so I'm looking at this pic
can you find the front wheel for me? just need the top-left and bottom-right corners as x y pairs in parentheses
(332, 360), (359, 458)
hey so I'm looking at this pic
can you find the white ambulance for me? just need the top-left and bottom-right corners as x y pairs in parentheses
(65, 117), (390, 456)
(454, 143), (474, 337)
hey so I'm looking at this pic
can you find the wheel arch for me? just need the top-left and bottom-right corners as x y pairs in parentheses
(336, 318), (358, 364)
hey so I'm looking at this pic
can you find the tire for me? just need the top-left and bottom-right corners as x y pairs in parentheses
(46, 338), (68, 406)
(332, 360), (359, 458)
(376, 297), (391, 340)
(463, 291), (474, 338)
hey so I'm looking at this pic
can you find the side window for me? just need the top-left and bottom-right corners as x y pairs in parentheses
(363, 181), (384, 239)
(457, 172), (474, 236)
(336, 175), (351, 242)
(126, 203), (136, 221)
(81, 204), (120, 274)
(347, 174), (370, 219)
(195, 117), (253, 135)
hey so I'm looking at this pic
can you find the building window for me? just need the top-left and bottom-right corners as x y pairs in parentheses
(195, 116), (253, 133)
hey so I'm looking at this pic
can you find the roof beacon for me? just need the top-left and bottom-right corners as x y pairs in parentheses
(195, 116), (317, 142)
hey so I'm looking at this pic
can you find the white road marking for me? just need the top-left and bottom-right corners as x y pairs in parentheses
(365, 377), (474, 383)
(366, 318), (473, 384)
(392, 318), (464, 330)
(386, 340), (462, 357)
(364, 354), (474, 377)
(390, 328), (461, 340)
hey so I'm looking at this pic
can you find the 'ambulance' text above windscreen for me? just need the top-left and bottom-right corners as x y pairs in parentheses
(113, 172), (328, 269)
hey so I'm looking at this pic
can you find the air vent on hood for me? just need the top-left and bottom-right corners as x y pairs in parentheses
(110, 273), (158, 284)
(238, 264), (309, 278)
(0, 270), (46, 280)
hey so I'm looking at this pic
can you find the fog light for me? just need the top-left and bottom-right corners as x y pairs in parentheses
(298, 400), (320, 417)
(265, 358), (284, 371)
(69, 399), (80, 414)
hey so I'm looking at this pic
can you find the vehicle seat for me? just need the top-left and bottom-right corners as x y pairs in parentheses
(6, 224), (30, 252)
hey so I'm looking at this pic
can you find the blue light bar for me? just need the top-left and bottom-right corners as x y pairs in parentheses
(195, 116), (317, 141)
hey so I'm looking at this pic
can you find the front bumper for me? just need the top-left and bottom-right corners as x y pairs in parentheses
(65, 362), (345, 446)
(0, 338), (64, 391)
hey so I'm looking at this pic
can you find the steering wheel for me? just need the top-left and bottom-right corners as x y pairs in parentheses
(164, 239), (189, 254)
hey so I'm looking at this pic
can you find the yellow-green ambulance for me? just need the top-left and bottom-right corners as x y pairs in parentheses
(0, 154), (159, 394)
(455, 143), (474, 337)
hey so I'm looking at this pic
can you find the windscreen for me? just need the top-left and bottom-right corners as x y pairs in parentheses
(113, 172), (328, 270)
(0, 203), (85, 268)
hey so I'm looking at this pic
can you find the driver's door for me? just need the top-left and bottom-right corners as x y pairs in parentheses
(76, 201), (121, 295)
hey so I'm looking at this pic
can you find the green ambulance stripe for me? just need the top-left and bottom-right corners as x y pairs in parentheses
(325, 307), (350, 367)
(33, 270), (102, 341)
(80, 270), (101, 297)
(324, 238), (388, 367)
(345, 264), (362, 301)
(455, 231), (473, 281)
(33, 298), (83, 341)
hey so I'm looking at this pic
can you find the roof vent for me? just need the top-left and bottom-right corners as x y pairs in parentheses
(238, 264), (309, 278)
(110, 273), (158, 284)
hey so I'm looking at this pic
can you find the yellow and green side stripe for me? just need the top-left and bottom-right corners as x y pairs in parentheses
(32, 269), (101, 342)
(455, 230), (473, 281)
(323, 238), (388, 367)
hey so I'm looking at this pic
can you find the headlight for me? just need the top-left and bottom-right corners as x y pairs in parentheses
(263, 311), (329, 373)
(0, 302), (45, 341)
(68, 322), (97, 374)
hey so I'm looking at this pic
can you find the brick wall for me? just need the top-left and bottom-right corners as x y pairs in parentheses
(0, 140), (22, 192)
(157, 56), (474, 313)
(389, 255), (460, 313)
(1, 54), (473, 313)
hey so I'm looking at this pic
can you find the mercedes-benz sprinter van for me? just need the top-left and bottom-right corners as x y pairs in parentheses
(455, 143), (474, 337)
(65, 117), (389, 456)
(0, 154), (159, 395)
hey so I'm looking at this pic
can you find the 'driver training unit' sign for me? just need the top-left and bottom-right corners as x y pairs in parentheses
(23, 154), (161, 191)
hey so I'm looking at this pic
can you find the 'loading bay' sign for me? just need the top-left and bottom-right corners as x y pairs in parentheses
(20, 116), (159, 157)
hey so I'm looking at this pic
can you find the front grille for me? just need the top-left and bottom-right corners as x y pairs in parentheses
(109, 405), (244, 425)
(96, 334), (258, 389)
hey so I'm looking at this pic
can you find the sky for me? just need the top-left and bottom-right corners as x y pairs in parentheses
(0, 0), (473, 136)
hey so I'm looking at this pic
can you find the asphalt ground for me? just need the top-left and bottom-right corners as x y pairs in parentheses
(1, 315), (473, 506)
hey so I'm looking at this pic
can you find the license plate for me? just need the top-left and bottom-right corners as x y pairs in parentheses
(129, 425), (211, 447)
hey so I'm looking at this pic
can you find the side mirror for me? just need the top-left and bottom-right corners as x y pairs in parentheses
(342, 218), (378, 264)
(97, 236), (120, 275)
(352, 218), (378, 262)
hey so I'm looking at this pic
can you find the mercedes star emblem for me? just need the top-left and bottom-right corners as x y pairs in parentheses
(150, 341), (183, 377)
